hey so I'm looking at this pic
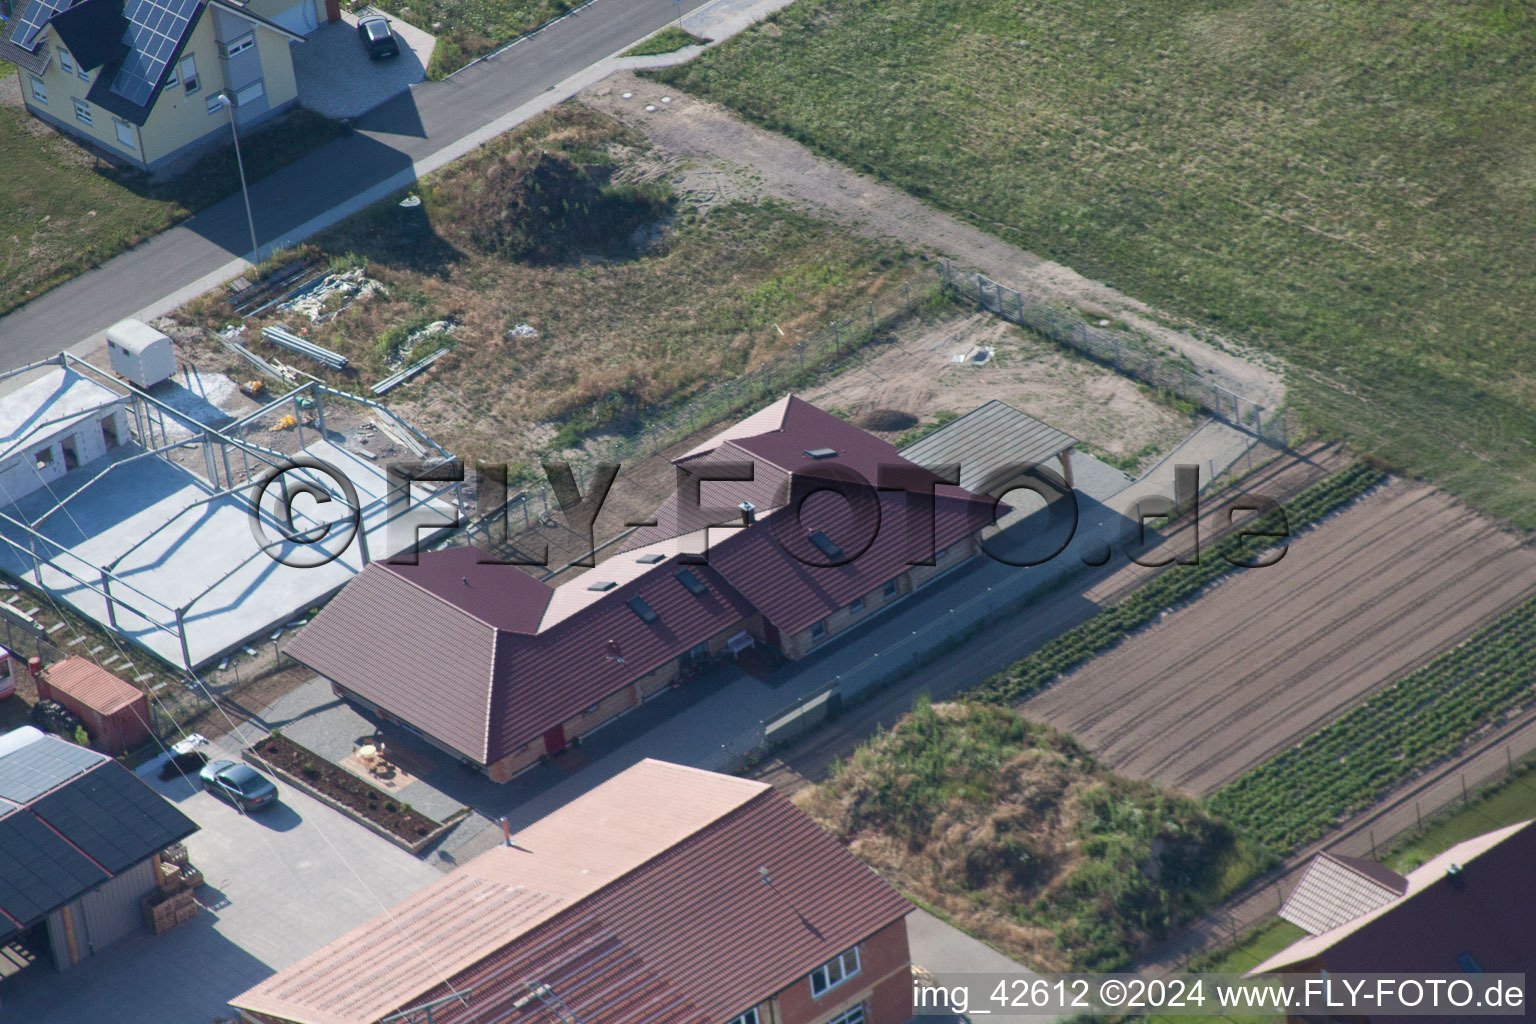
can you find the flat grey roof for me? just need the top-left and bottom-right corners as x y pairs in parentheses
(900, 400), (1076, 494)
(0, 369), (124, 464)
(0, 727), (106, 805)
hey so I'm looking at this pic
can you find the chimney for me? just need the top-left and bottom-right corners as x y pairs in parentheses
(1446, 863), (1464, 889)
(501, 816), (511, 847)
(739, 501), (756, 525)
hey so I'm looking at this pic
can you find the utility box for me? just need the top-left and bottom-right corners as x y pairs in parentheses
(106, 319), (175, 388)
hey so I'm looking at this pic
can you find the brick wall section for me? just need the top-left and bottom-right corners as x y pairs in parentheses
(774, 917), (912, 1024)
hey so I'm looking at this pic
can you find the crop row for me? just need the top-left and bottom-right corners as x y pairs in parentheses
(970, 462), (1388, 706)
(1211, 596), (1536, 853)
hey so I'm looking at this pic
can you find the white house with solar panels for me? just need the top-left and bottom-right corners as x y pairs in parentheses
(0, 0), (326, 171)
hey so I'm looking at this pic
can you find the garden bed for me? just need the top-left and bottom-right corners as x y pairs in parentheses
(245, 732), (458, 851)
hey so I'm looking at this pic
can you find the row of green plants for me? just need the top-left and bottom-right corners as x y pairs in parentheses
(1211, 597), (1536, 853)
(969, 462), (1388, 706)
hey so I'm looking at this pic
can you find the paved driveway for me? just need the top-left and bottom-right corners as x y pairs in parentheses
(294, 9), (436, 120)
(0, 738), (441, 1023)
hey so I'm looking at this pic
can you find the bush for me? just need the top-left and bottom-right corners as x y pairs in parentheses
(465, 151), (673, 264)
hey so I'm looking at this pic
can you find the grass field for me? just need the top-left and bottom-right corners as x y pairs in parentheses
(624, 27), (709, 57)
(0, 106), (344, 316)
(801, 700), (1270, 972)
(1382, 753), (1536, 872)
(655, 0), (1536, 527)
(178, 104), (918, 463)
(367, 0), (575, 76)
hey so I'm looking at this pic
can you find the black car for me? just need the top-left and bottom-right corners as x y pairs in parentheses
(199, 759), (279, 812)
(357, 15), (400, 60)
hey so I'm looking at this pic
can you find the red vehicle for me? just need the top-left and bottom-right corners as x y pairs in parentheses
(0, 647), (14, 701)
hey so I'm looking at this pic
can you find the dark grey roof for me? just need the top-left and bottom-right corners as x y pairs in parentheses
(1325, 852), (1409, 896)
(50, 0), (127, 71)
(0, 729), (196, 938)
(900, 399), (1077, 495)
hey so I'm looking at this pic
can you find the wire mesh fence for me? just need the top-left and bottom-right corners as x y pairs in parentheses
(939, 260), (1291, 448)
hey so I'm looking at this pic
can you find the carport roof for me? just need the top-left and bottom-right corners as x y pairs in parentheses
(899, 399), (1076, 494)
(0, 727), (197, 941)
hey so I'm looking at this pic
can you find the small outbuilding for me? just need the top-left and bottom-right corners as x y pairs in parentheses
(106, 319), (176, 389)
(899, 398), (1078, 494)
(0, 368), (129, 509)
(35, 656), (152, 755)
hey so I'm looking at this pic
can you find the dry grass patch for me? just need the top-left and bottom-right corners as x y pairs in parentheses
(798, 699), (1270, 971)
(177, 104), (916, 465)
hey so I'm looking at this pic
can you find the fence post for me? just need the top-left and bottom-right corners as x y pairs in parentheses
(975, 273), (985, 309)
(1462, 773), (1469, 806)
(1415, 800), (1422, 832)
(833, 320), (841, 350)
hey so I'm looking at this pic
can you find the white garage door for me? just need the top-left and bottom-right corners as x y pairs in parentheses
(272, 0), (318, 34)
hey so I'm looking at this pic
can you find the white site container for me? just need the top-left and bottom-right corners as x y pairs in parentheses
(106, 319), (175, 388)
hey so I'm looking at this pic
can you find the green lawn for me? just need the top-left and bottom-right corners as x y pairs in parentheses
(624, 26), (709, 57)
(0, 105), (344, 317)
(655, 0), (1536, 527)
(1383, 755), (1536, 872)
(367, 0), (578, 77)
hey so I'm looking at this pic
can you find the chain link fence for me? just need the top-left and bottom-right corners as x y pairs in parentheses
(940, 260), (1291, 448)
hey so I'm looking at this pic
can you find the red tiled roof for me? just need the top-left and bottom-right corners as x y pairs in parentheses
(231, 760), (911, 1024)
(486, 555), (755, 761)
(288, 394), (998, 765)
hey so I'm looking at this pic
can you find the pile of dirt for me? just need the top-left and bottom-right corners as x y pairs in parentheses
(797, 700), (1266, 971)
(855, 408), (918, 432)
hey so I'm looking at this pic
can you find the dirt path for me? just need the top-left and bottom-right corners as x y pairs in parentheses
(1023, 479), (1536, 794)
(584, 72), (1286, 410)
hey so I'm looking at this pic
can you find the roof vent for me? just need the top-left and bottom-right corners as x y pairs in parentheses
(739, 500), (756, 525)
(587, 581), (617, 592)
(636, 553), (665, 564)
(626, 597), (660, 624)
(1447, 863), (1465, 889)
(803, 447), (837, 460)
(675, 569), (708, 596)
(808, 530), (845, 561)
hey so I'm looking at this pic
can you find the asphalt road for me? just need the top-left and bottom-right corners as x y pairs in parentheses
(0, 0), (715, 370)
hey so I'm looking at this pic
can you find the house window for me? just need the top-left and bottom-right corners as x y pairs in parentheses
(234, 80), (264, 106)
(935, 545), (950, 561)
(58, 49), (74, 74)
(30, 76), (47, 104)
(181, 55), (200, 94)
(222, 33), (255, 58)
(77, 64), (89, 82)
(849, 596), (865, 614)
(727, 1010), (759, 1024)
(882, 579), (899, 600)
(34, 447), (55, 470)
(688, 641), (708, 660)
(114, 119), (135, 149)
(809, 946), (860, 998)
(207, 96), (225, 115)
(72, 98), (93, 125)
(824, 1005), (866, 1024)
(164, 69), (179, 88)
(809, 620), (827, 643)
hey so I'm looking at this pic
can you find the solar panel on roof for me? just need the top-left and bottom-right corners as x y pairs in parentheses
(0, 733), (105, 805)
(808, 530), (845, 561)
(0, 811), (108, 925)
(32, 762), (196, 874)
(109, 0), (200, 107)
(12, 0), (73, 50)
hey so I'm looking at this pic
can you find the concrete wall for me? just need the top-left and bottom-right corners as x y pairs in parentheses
(0, 406), (128, 509)
(774, 918), (912, 1024)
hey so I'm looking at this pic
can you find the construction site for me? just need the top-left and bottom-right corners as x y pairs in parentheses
(0, 348), (458, 672)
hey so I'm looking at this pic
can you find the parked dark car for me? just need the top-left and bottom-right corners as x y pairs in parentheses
(199, 759), (279, 812)
(357, 15), (400, 59)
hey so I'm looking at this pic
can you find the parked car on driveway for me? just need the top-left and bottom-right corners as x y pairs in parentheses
(200, 759), (279, 812)
(357, 15), (400, 60)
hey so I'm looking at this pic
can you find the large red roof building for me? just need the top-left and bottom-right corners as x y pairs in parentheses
(287, 395), (1003, 781)
(230, 759), (914, 1024)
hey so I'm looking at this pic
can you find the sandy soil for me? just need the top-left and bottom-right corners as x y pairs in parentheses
(1023, 479), (1536, 795)
(584, 72), (1286, 410)
(802, 311), (1194, 468)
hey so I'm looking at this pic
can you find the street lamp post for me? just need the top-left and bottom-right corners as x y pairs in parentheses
(215, 91), (261, 264)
